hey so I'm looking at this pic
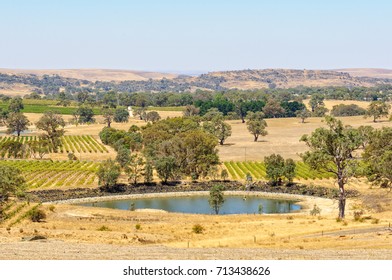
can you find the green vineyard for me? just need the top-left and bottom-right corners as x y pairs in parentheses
(0, 160), (100, 189)
(0, 135), (109, 157)
(223, 161), (334, 180)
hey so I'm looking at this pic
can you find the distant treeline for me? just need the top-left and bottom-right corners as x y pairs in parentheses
(1, 72), (392, 102)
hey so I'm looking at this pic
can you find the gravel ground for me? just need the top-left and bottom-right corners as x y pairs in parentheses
(1, 241), (392, 260)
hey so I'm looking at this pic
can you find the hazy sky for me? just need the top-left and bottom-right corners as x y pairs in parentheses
(1, 0), (391, 72)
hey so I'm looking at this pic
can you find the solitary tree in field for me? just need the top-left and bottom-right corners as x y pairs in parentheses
(295, 108), (311, 123)
(300, 116), (362, 218)
(36, 111), (65, 152)
(246, 112), (268, 142)
(102, 108), (115, 127)
(365, 101), (390, 122)
(209, 185), (225, 214)
(203, 115), (232, 145)
(5, 112), (30, 137)
(145, 111), (161, 123)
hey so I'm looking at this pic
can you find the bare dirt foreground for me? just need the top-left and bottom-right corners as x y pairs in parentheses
(1, 186), (392, 260)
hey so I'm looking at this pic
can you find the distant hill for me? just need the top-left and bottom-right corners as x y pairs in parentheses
(1, 68), (392, 96)
(333, 68), (392, 79)
(201, 69), (385, 89)
(0, 68), (178, 82)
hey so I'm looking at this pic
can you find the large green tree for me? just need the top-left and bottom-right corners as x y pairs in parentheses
(75, 106), (95, 124)
(295, 108), (311, 123)
(143, 117), (219, 180)
(114, 108), (129, 123)
(203, 115), (232, 145)
(0, 165), (25, 206)
(363, 127), (392, 190)
(102, 108), (115, 127)
(264, 154), (296, 185)
(35, 111), (65, 152)
(8, 97), (24, 113)
(246, 112), (268, 142)
(154, 156), (177, 183)
(300, 116), (362, 218)
(5, 112), (30, 137)
(365, 101), (390, 122)
(145, 111), (161, 123)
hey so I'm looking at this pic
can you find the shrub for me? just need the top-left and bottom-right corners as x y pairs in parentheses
(67, 152), (77, 160)
(129, 203), (136, 211)
(354, 210), (364, 221)
(30, 208), (46, 222)
(192, 224), (204, 234)
(48, 205), (55, 212)
(371, 218), (380, 224)
(135, 224), (141, 230)
(258, 203), (263, 214)
(310, 204), (321, 216)
(97, 225), (111, 231)
(220, 169), (229, 181)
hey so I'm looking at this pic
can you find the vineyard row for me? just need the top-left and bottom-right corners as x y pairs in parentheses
(223, 161), (334, 180)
